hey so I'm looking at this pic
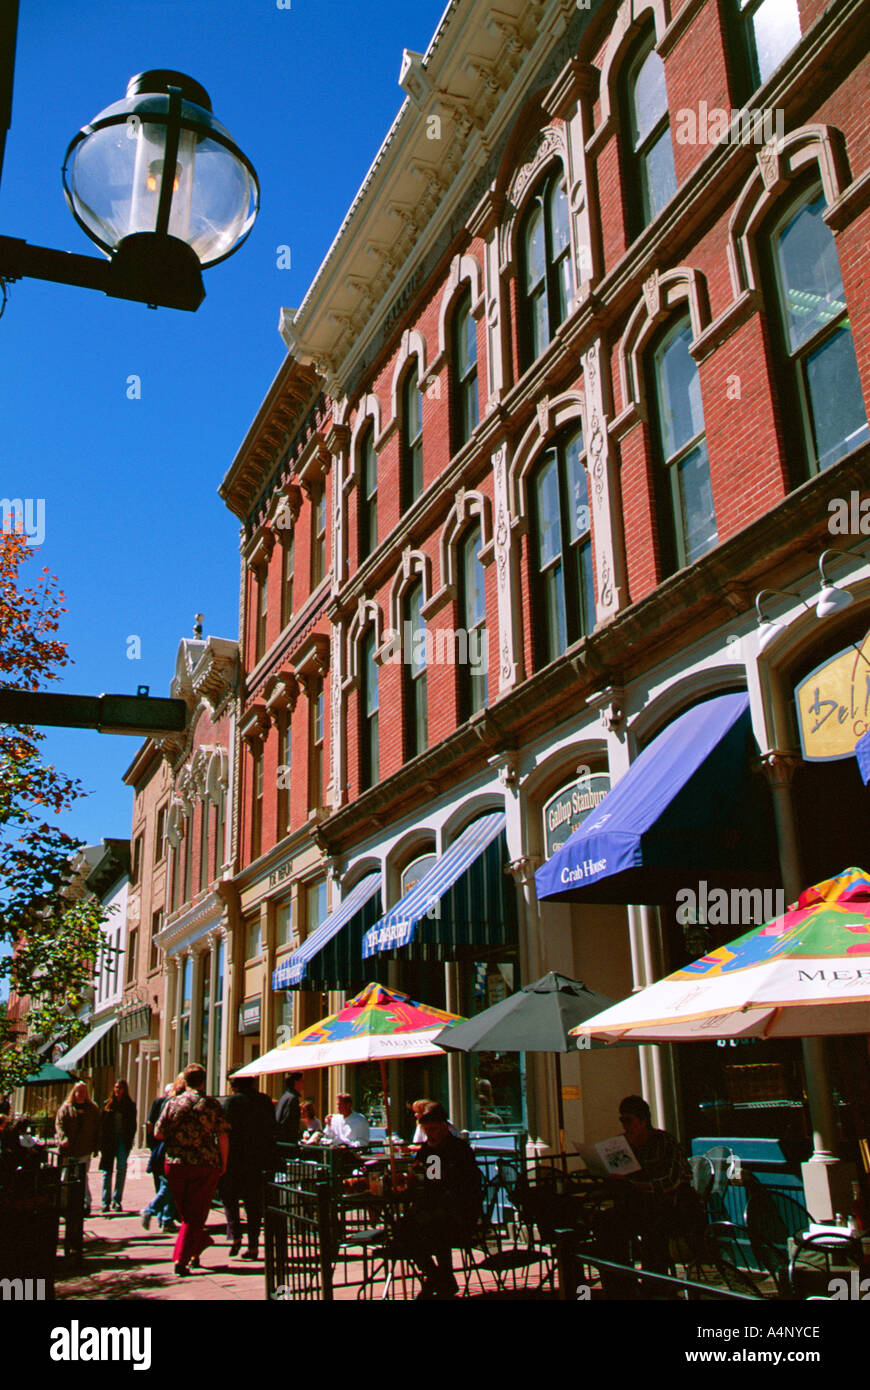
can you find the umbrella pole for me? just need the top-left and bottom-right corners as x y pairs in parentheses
(379, 1057), (408, 1301)
(555, 1054), (566, 1154)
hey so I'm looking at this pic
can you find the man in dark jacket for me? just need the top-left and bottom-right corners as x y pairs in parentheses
(221, 1075), (277, 1259)
(274, 1072), (303, 1145)
(399, 1102), (482, 1299)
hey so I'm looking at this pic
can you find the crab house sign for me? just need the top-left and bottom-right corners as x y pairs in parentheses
(542, 773), (610, 859)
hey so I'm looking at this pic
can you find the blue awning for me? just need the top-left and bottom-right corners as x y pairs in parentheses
(856, 728), (870, 785)
(363, 811), (512, 958)
(535, 693), (779, 905)
(273, 873), (382, 991)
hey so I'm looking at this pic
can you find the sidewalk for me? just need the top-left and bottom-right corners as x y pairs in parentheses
(55, 1152), (265, 1302)
(53, 1150), (550, 1301)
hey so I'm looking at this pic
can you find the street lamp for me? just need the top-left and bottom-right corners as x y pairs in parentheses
(0, 69), (258, 311)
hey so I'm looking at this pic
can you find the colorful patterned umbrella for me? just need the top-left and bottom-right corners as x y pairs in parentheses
(571, 868), (870, 1042)
(235, 981), (465, 1076)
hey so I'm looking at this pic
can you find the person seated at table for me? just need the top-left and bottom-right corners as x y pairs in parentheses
(323, 1094), (370, 1147)
(396, 1102), (482, 1299)
(409, 1098), (459, 1144)
(594, 1095), (704, 1295)
(299, 1101), (324, 1145)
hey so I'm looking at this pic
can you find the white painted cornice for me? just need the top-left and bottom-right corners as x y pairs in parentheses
(283, 0), (579, 393)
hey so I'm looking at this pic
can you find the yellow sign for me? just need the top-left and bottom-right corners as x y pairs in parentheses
(560, 1086), (581, 1101)
(795, 633), (870, 761)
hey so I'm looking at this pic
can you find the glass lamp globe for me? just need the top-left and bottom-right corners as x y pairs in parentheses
(62, 71), (259, 268)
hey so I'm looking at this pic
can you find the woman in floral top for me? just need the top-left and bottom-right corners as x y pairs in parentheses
(155, 1062), (230, 1276)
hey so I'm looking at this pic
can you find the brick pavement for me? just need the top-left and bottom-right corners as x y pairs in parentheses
(53, 1150), (538, 1301)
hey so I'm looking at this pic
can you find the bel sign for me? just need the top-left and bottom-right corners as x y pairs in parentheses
(794, 632), (870, 761)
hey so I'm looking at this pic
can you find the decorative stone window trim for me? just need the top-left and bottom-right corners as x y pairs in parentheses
(263, 670), (299, 714)
(245, 525), (274, 573)
(386, 547), (432, 644)
(435, 253), (485, 363)
(593, 0), (671, 137)
(618, 266), (711, 410)
(268, 482), (304, 535)
(240, 703), (271, 746)
(436, 488), (493, 603)
(727, 125), (851, 299)
(389, 328), (428, 423)
(205, 748), (229, 802)
(297, 438), (331, 495)
(344, 599), (383, 688)
(290, 631), (330, 680)
(507, 391), (587, 522)
(346, 395), (383, 494)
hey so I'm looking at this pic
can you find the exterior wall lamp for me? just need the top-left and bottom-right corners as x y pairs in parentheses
(0, 70), (258, 311)
(815, 546), (869, 617)
(755, 544), (870, 651)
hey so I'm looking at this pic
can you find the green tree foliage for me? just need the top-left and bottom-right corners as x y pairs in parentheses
(0, 532), (108, 1090)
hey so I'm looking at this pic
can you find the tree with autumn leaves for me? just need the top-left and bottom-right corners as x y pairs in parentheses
(0, 531), (109, 1092)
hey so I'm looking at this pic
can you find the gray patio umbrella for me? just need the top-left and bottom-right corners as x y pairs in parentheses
(433, 972), (619, 1151)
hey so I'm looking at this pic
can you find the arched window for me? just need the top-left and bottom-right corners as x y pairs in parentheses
(403, 580), (427, 760)
(769, 189), (868, 478)
(254, 565), (268, 663)
(733, 0), (801, 96)
(649, 317), (718, 570)
(530, 427), (595, 667)
(250, 746), (263, 859)
(359, 628), (379, 790)
(458, 525), (488, 721)
(519, 170), (572, 369)
(401, 368), (424, 511)
(623, 35), (677, 234)
(358, 425), (378, 562)
(280, 532), (294, 628)
(451, 288), (479, 451)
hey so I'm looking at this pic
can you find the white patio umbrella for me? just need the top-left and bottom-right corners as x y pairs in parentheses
(571, 868), (870, 1043)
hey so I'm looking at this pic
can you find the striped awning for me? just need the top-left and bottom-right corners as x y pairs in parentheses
(362, 812), (514, 959)
(273, 873), (382, 991)
(54, 1016), (117, 1071)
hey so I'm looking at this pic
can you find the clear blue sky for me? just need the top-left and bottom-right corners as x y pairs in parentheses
(1, 1), (447, 856)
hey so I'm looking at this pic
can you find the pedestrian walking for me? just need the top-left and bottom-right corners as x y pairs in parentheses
(220, 1074), (277, 1259)
(55, 1082), (101, 1216)
(98, 1079), (137, 1212)
(141, 1079), (181, 1233)
(155, 1062), (229, 1277)
(275, 1072), (304, 1144)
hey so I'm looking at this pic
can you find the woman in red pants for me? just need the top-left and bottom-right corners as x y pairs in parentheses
(155, 1062), (229, 1277)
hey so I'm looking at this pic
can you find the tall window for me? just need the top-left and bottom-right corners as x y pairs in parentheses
(154, 806), (166, 864)
(358, 426), (378, 562)
(210, 940), (224, 1084)
(183, 811), (193, 903)
(451, 289), (479, 451)
(650, 318), (718, 570)
(281, 532), (294, 628)
(130, 834), (142, 887)
(311, 486), (327, 587)
(306, 879), (327, 938)
(403, 580), (427, 760)
(308, 680), (324, 811)
(150, 909), (162, 972)
(519, 170), (572, 368)
(180, 956), (192, 1060)
(623, 35), (677, 234)
(735, 0), (801, 93)
(401, 368), (424, 511)
(254, 566), (268, 663)
(170, 843), (181, 913)
(769, 190), (869, 477)
(198, 798), (209, 894)
(275, 900), (294, 949)
(199, 952), (211, 1065)
(213, 790), (225, 879)
(360, 628), (379, 790)
(245, 915), (262, 961)
(250, 746), (263, 859)
(125, 928), (138, 986)
(531, 428), (596, 667)
(458, 526), (488, 720)
(277, 713), (291, 837)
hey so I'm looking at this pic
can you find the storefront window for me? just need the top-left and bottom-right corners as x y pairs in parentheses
(211, 940), (224, 1087)
(199, 952), (211, 1065)
(464, 961), (524, 1132)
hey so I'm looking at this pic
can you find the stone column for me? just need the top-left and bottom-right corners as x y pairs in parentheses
(206, 930), (220, 1094)
(491, 441), (524, 693)
(189, 949), (204, 1068)
(759, 751), (850, 1217)
(158, 959), (173, 1088)
(219, 925), (232, 1092)
(171, 955), (184, 1077)
(261, 900), (275, 1056)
